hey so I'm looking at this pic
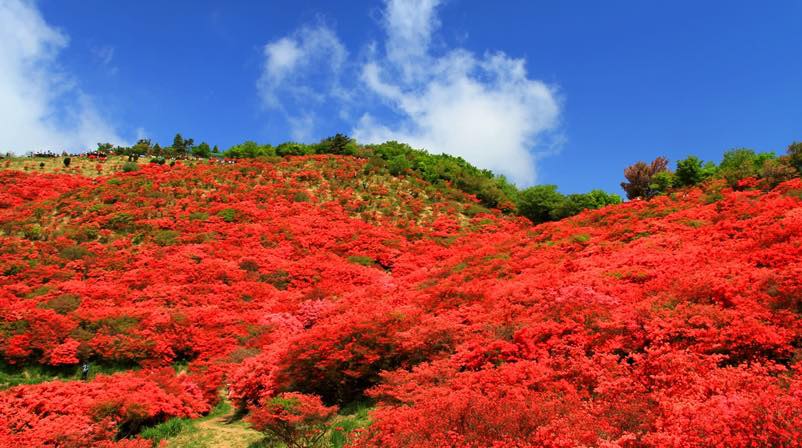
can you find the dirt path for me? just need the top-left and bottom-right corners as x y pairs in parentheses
(168, 401), (264, 448)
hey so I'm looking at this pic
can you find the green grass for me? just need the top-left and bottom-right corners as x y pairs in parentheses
(140, 416), (196, 443)
(328, 401), (372, 448)
(0, 361), (140, 390)
(570, 233), (591, 244)
(347, 255), (376, 267)
(0, 364), (65, 389)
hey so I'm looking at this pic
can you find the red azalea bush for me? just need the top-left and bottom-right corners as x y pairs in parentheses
(248, 392), (338, 448)
(0, 368), (208, 446)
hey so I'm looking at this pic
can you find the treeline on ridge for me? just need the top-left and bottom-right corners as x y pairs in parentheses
(225, 135), (625, 224)
(621, 141), (802, 200)
(87, 133), (622, 224)
(20, 133), (802, 226)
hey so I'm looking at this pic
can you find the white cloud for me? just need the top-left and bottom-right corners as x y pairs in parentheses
(382, 0), (441, 81)
(258, 0), (561, 185)
(262, 38), (302, 90)
(287, 113), (315, 142)
(0, 0), (126, 154)
(354, 0), (560, 185)
(258, 23), (347, 108)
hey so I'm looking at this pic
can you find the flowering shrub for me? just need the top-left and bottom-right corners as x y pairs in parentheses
(0, 369), (208, 446)
(248, 392), (338, 448)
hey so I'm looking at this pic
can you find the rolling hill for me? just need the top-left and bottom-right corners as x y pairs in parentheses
(1, 154), (802, 447)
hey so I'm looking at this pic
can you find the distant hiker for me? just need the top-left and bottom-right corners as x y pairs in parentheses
(81, 362), (89, 381)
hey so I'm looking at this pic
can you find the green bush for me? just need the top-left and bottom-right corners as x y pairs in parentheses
(517, 185), (565, 223)
(787, 141), (802, 173)
(106, 213), (135, 232)
(38, 294), (81, 314)
(189, 212), (209, 221)
(347, 255), (376, 267)
(293, 191), (311, 202)
(719, 148), (774, 187)
(217, 208), (237, 223)
(59, 245), (92, 261)
(122, 161), (139, 172)
(260, 270), (291, 290)
(674, 156), (717, 187)
(153, 230), (180, 246)
(649, 171), (676, 195)
(140, 416), (194, 443)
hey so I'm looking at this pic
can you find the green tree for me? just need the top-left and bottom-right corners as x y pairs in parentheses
(317, 133), (357, 155)
(387, 155), (412, 175)
(517, 185), (565, 223)
(131, 139), (152, 157)
(226, 141), (275, 158)
(192, 142), (212, 158)
(276, 142), (313, 156)
(787, 141), (802, 173)
(760, 157), (797, 189)
(675, 156), (704, 187)
(96, 142), (114, 154)
(172, 133), (187, 158)
(649, 171), (676, 195)
(555, 190), (622, 219)
(718, 148), (774, 187)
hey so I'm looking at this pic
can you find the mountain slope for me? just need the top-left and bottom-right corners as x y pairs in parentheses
(1, 156), (802, 447)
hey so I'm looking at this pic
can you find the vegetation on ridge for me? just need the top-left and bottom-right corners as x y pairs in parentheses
(2, 136), (802, 445)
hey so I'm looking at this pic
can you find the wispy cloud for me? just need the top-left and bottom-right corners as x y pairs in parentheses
(257, 22), (349, 140)
(92, 44), (118, 75)
(0, 0), (126, 153)
(257, 0), (560, 185)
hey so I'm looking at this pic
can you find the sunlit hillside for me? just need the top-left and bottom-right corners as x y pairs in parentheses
(2, 153), (802, 447)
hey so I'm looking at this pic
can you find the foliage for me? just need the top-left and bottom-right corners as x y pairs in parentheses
(226, 141), (276, 158)
(0, 369), (208, 445)
(139, 415), (194, 442)
(674, 155), (717, 187)
(759, 157), (797, 189)
(516, 185), (564, 223)
(718, 148), (775, 187)
(788, 141), (802, 173)
(192, 142), (212, 159)
(248, 392), (338, 448)
(620, 156), (669, 199)
(518, 186), (621, 223)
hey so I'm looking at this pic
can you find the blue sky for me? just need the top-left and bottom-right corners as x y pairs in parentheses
(1, 0), (800, 193)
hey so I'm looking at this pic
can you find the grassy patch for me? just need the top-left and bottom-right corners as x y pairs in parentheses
(0, 362), (137, 390)
(328, 402), (372, 448)
(570, 233), (591, 244)
(217, 208), (238, 223)
(347, 255), (376, 267)
(189, 212), (209, 222)
(140, 416), (196, 443)
(153, 230), (180, 246)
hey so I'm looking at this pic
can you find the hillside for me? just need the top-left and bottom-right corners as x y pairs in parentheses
(1, 155), (802, 447)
